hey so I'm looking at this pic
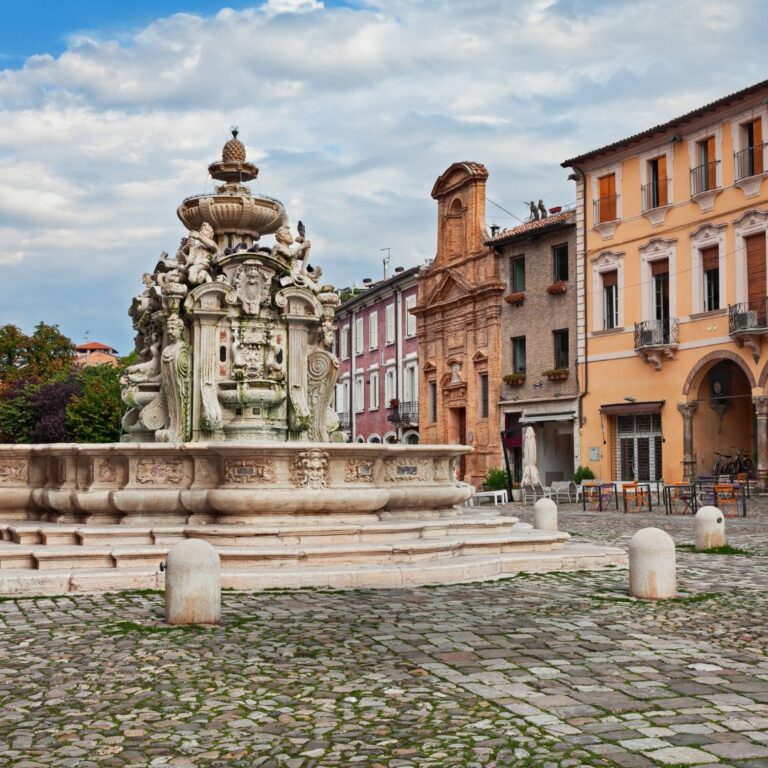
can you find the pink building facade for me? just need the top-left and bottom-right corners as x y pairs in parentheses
(335, 267), (420, 443)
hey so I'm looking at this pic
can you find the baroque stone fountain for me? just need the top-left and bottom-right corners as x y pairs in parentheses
(0, 134), (625, 593)
(0, 132), (473, 525)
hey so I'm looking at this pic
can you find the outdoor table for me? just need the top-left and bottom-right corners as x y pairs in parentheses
(664, 482), (696, 515)
(622, 482), (652, 513)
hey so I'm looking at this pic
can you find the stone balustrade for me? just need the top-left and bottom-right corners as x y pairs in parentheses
(0, 443), (472, 525)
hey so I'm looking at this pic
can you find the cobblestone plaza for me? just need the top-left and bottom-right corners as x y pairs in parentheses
(1, 505), (767, 768)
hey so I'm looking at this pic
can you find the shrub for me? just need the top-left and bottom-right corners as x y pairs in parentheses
(484, 468), (509, 491)
(573, 465), (596, 484)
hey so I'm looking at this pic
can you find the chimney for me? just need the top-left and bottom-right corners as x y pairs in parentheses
(490, 224), (500, 237)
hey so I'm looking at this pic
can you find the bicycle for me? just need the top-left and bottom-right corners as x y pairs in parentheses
(712, 451), (732, 476)
(731, 447), (753, 476)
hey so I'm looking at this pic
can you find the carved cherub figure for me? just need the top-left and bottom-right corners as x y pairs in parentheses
(318, 317), (334, 350)
(121, 332), (161, 385)
(271, 220), (311, 272)
(187, 222), (218, 285)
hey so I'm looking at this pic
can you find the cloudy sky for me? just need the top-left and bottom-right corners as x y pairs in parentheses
(0, 0), (766, 352)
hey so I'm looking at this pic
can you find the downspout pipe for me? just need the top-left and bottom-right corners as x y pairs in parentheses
(568, 166), (588, 434)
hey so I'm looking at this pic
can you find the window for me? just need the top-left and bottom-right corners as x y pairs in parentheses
(736, 118), (764, 180)
(384, 367), (396, 403)
(553, 329), (569, 370)
(385, 303), (395, 344)
(644, 156), (668, 210)
(354, 376), (364, 413)
(369, 371), (379, 410)
(335, 383), (343, 412)
(702, 246), (720, 312)
(552, 244), (568, 283)
(602, 271), (618, 329)
(354, 317), (363, 355)
(512, 336), (526, 373)
(404, 364), (417, 402)
(478, 373), (489, 418)
(341, 380), (350, 414)
(428, 381), (437, 423)
(510, 255), (526, 292)
(692, 136), (717, 195)
(340, 325), (349, 360)
(596, 173), (617, 223)
(368, 311), (378, 349)
(405, 295), (417, 337)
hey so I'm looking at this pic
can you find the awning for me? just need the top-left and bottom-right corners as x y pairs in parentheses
(600, 400), (664, 416)
(519, 410), (576, 424)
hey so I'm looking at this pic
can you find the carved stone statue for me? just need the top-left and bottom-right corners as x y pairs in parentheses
(271, 221), (311, 273)
(538, 199), (548, 219)
(528, 200), (539, 221)
(187, 223), (217, 285)
(122, 332), (161, 385)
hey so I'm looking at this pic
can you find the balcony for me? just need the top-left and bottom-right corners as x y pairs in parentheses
(387, 400), (419, 427)
(640, 179), (672, 225)
(734, 144), (765, 180)
(734, 144), (766, 197)
(592, 194), (620, 238)
(728, 300), (768, 361)
(634, 318), (679, 370)
(337, 412), (351, 431)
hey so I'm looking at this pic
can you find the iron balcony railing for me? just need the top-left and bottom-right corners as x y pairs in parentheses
(337, 412), (351, 430)
(641, 179), (670, 211)
(592, 194), (620, 224)
(387, 400), (419, 425)
(734, 144), (766, 180)
(690, 160), (720, 196)
(728, 300), (768, 335)
(634, 318), (679, 350)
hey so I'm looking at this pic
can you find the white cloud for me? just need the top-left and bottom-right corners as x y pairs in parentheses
(0, 0), (766, 347)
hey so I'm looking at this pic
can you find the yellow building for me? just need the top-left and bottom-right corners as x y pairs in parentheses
(563, 78), (768, 484)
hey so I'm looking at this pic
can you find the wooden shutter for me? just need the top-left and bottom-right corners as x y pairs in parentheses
(651, 259), (669, 277)
(598, 173), (616, 222)
(707, 136), (716, 188)
(746, 234), (766, 309)
(754, 118), (764, 174)
(602, 270), (618, 287)
(701, 246), (719, 272)
(657, 155), (668, 206)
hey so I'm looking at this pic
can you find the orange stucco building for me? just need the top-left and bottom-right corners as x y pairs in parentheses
(412, 162), (506, 485)
(563, 78), (768, 484)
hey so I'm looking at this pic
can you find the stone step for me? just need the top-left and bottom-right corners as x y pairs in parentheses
(0, 543), (627, 595)
(0, 516), (520, 549)
(0, 529), (568, 571)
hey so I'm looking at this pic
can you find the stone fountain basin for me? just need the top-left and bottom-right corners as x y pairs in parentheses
(0, 443), (472, 525)
(177, 192), (286, 237)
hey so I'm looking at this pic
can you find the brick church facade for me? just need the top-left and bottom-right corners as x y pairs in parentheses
(412, 162), (506, 485)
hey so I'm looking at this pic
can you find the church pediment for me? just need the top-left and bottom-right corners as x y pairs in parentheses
(425, 269), (473, 307)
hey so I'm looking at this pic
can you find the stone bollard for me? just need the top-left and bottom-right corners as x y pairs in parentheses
(533, 498), (558, 532)
(628, 527), (676, 600)
(695, 506), (725, 551)
(164, 539), (221, 625)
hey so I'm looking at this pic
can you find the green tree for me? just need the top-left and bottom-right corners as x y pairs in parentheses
(0, 379), (41, 443)
(65, 364), (124, 443)
(0, 322), (75, 389)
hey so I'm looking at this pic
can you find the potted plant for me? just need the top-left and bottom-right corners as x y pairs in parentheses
(389, 398), (399, 408)
(503, 372), (526, 385)
(504, 291), (526, 306)
(543, 367), (569, 381)
(510, 481), (522, 502)
(546, 280), (567, 295)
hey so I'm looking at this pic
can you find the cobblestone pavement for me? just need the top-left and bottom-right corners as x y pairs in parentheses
(1, 503), (767, 767)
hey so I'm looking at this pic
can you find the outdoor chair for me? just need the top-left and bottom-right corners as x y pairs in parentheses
(714, 483), (746, 517)
(521, 482), (551, 504)
(550, 480), (577, 504)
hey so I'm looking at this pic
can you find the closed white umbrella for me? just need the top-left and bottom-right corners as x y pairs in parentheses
(521, 426), (541, 485)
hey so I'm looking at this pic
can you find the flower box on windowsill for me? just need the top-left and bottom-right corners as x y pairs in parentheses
(546, 281), (567, 295)
(543, 368), (569, 381)
(503, 373), (526, 385)
(504, 292), (526, 306)
(389, 399), (399, 408)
